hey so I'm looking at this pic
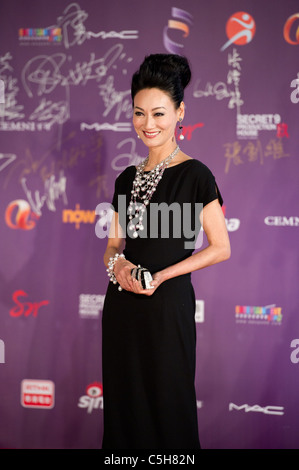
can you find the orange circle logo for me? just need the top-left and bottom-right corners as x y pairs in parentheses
(284, 13), (299, 45)
(5, 200), (37, 230)
(221, 11), (256, 51)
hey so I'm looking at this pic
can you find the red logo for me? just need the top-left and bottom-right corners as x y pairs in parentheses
(21, 379), (55, 409)
(10, 290), (50, 317)
(5, 200), (39, 230)
(284, 13), (299, 45)
(276, 123), (289, 138)
(221, 12), (256, 51)
(86, 382), (103, 397)
(78, 382), (104, 413)
(175, 122), (204, 141)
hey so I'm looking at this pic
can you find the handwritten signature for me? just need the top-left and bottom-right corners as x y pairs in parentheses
(99, 75), (132, 120)
(21, 171), (68, 216)
(29, 98), (69, 127)
(111, 138), (143, 174)
(56, 2), (138, 49)
(193, 49), (243, 111)
(0, 53), (25, 120)
(21, 44), (128, 100)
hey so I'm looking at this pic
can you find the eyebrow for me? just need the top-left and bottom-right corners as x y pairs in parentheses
(134, 106), (166, 111)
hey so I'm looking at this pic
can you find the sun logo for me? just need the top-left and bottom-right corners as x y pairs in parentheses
(284, 13), (299, 45)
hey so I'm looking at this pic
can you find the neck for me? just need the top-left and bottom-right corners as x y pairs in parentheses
(146, 142), (179, 169)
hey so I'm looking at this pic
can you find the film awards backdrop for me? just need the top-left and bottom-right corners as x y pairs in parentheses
(0, 0), (298, 449)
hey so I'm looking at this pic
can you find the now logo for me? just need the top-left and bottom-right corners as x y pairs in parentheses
(62, 204), (96, 229)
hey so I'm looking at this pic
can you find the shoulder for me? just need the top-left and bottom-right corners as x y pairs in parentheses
(183, 158), (216, 180)
(114, 165), (136, 185)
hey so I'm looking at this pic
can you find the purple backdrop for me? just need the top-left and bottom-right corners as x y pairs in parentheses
(0, 0), (299, 449)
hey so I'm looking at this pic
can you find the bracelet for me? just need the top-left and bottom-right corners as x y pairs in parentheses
(107, 253), (125, 291)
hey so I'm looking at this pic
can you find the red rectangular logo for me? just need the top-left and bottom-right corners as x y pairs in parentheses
(21, 379), (55, 409)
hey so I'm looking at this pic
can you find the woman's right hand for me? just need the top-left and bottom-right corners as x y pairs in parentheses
(113, 257), (137, 292)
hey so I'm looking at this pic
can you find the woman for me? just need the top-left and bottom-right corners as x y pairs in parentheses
(102, 54), (230, 449)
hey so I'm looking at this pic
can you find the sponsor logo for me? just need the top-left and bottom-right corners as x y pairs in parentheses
(236, 113), (281, 139)
(19, 28), (62, 44)
(264, 216), (299, 227)
(0, 340), (5, 364)
(222, 206), (240, 232)
(195, 300), (204, 323)
(174, 122), (204, 141)
(235, 304), (282, 325)
(163, 7), (193, 54)
(221, 12), (256, 51)
(229, 403), (284, 416)
(21, 379), (55, 409)
(5, 173), (67, 229)
(290, 339), (299, 363)
(283, 13), (299, 45)
(55, 2), (138, 49)
(63, 204), (96, 229)
(5, 200), (39, 230)
(10, 290), (50, 318)
(80, 122), (132, 132)
(78, 382), (103, 414)
(79, 294), (105, 319)
(276, 122), (289, 138)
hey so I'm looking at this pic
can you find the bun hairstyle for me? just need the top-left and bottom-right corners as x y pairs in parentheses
(131, 54), (191, 109)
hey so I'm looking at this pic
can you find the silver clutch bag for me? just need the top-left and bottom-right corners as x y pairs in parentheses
(131, 266), (153, 289)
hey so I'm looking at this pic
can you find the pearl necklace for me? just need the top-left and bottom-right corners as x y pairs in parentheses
(128, 145), (180, 238)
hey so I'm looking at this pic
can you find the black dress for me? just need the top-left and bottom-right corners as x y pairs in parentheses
(102, 159), (222, 449)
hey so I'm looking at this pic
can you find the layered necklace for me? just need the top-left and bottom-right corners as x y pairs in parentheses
(128, 145), (180, 238)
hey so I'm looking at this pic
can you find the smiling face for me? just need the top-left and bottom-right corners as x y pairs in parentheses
(133, 88), (184, 150)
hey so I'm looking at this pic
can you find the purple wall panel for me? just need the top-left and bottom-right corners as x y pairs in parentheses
(0, 0), (299, 449)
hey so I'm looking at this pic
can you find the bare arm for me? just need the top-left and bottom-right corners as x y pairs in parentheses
(103, 211), (124, 267)
(158, 199), (231, 282)
(103, 211), (138, 292)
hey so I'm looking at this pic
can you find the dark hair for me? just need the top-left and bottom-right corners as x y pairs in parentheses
(131, 54), (191, 109)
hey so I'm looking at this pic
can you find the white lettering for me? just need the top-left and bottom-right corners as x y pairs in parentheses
(290, 78), (299, 104)
(229, 402), (284, 415)
(78, 395), (103, 413)
(80, 122), (131, 132)
(290, 339), (299, 364)
(0, 339), (4, 363)
(226, 218), (240, 231)
(104, 454), (138, 467)
(95, 203), (113, 239)
(264, 216), (299, 226)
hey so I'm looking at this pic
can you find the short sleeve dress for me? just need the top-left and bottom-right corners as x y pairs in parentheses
(102, 159), (223, 449)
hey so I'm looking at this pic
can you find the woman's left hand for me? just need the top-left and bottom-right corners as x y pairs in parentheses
(130, 271), (164, 296)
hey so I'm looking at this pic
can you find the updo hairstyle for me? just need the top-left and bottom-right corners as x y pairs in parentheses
(131, 54), (191, 109)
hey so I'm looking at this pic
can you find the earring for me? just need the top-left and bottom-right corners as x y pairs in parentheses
(178, 118), (184, 141)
